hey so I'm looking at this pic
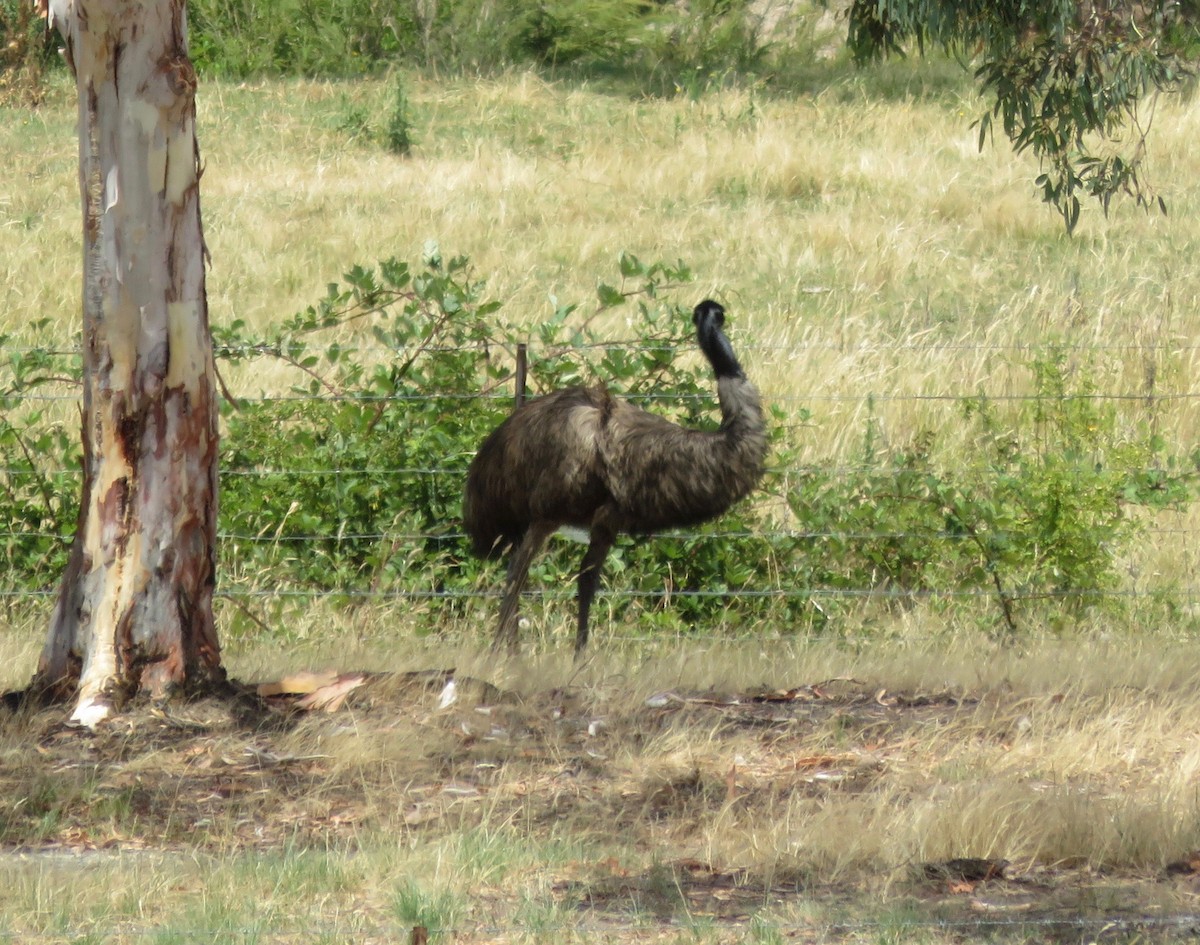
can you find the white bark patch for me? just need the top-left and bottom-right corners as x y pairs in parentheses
(73, 520), (149, 722)
(72, 565), (123, 726)
(165, 119), (195, 205)
(166, 300), (203, 390)
(104, 164), (119, 212)
(105, 298), (141, 394)
(47, 0), (69, 41)
(128, 99), (169, 193)
(70, 694), (111, 729)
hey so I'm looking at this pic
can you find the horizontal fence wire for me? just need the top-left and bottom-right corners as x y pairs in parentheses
(0, 461), (1189, 478)
(9, 338), (1200, 355)
(0, 588), (1195, 606)
(0, 526), (1193, 544)
(204, 388), (1200, 405)
(3, 390), (1193, 405)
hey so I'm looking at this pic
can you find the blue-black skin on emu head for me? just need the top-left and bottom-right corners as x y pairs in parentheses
(693, 299), (745, 379)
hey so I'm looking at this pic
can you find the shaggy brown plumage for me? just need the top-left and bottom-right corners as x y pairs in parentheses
(463, 300), (767, 653)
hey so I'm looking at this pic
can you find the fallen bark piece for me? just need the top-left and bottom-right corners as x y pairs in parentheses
(296, 674), (369, 712)
(256, 670), (341, 697)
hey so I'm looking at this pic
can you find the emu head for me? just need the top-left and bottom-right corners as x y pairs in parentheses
(693, 299), (725, 330)
(692, 299), (743, 379)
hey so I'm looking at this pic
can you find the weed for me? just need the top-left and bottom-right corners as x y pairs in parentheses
(384, 73), (415, 156)
(746, 914), (786, 945)
(334, 99), (372, 143)
(512, 891), (572, 937)
(390, 880), (465, 939)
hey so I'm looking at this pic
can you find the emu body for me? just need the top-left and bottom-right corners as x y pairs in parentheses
(463, 300), (766, 653)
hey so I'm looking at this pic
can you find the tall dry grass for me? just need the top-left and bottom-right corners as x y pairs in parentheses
(7, 68), (1200, 443)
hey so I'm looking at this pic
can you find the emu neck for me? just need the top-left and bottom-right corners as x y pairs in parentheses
(697, 324), (744, 379)
(716, 374), (763, 435)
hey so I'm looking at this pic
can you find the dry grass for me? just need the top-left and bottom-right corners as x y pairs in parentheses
(5, 630), (1200, 941)
(7, 66), (1200, 481)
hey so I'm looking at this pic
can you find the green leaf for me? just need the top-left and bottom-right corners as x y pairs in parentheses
(597, 283), (624, 307)
(618, 251), (643, 278)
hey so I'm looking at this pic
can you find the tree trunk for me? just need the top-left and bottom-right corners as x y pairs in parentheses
(35, 0), (223, 726)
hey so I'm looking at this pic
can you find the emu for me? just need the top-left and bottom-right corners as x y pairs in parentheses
(463, 299), (767, 654)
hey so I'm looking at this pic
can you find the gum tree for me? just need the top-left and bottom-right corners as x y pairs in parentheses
(845, 0), (1199, 232)
(33, 0), (223, 726)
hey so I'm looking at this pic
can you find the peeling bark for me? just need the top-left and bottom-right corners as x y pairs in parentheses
(35, 0), (223, 725)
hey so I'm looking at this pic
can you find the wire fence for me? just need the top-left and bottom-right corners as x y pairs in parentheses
(0, 336), (1196, 621)
(3, 388), (1196, 405)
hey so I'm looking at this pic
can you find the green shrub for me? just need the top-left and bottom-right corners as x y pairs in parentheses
(0, 0), (54, 105)
(0, 323), (82, 588)
(503, 0), (650, 67)
(787, 355), (1192, 633)
(216, 247), (505, 594)
(187, 0), (414, 77)
(182, 0), (790, 83)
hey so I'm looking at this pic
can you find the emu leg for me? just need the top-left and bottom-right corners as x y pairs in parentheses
(493, 523), (554, 652)
(575, 527), (615, 655)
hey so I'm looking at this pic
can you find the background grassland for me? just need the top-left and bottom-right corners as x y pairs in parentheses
(10, 66), (1200, 444)
(4, 50), (1200, 941)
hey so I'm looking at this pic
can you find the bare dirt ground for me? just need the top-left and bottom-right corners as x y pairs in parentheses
(4, 670), (1200, 942)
